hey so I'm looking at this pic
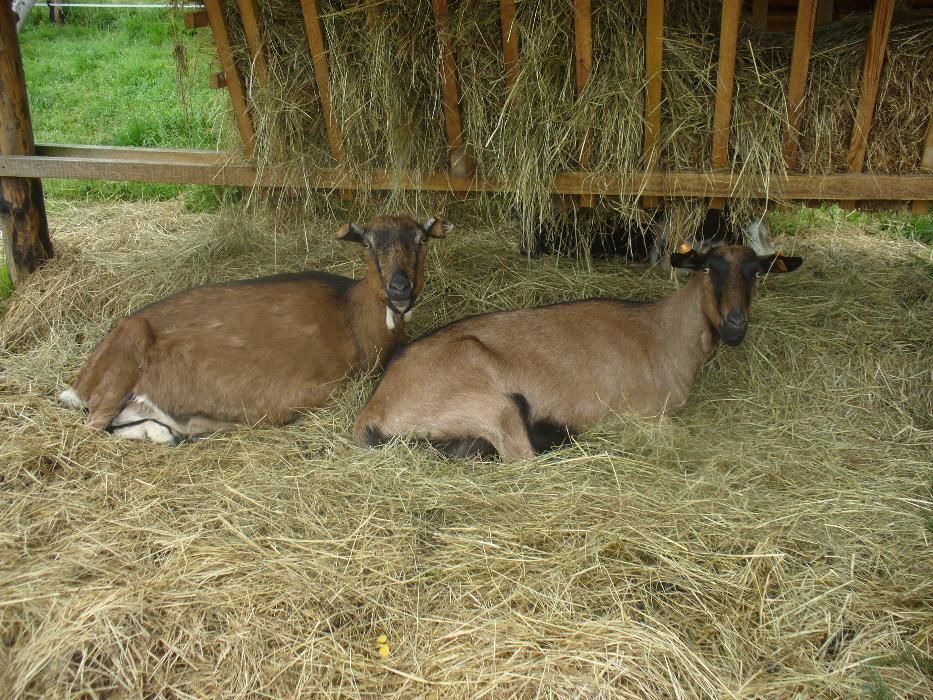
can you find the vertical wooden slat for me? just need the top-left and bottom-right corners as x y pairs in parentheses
(573, 0), (594, 207)
(432, 0), (473, 186)
(203, 0), (255, 158)
(500, 0), (519, 91)
(642, 0), (664, 209)
(783, 0), (817, 169)
(236, 0), (268, 86)
(709, 0), (742, 209)
(752, 0), (769, 31)
(841, 0), (895, 209)
(816, 0), (833, 26)
(910, 117), (933, 214)
(1, 2), (53, 283)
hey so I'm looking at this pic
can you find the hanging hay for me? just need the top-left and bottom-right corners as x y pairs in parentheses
(207, 0), (932, 247)
(1, 198), (931, 697)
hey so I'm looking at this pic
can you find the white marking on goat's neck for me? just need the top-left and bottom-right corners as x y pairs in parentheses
(386, 306), (397, 330)
(403, 309), (413, 323)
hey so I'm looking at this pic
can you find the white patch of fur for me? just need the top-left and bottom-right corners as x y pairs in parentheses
(110, 420), (177, 445)
(403, 309), (413, 322)
(386, 307), (397, 330)
(58, 388), (86, 409)
(110, 394), (186, 444)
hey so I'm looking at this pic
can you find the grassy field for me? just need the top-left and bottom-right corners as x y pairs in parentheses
(19, 7), (229, 207)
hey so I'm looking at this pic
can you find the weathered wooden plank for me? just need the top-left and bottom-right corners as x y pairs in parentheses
(783, 0), (818, 169)
(643, 0), (664, 208)
(710, 0), (742, 209)
(209, 71), (228, 89)
(184, 10), (210, 29)
(0, 3), (53, 283)
(3, 146), (931, 201)
(752, 0), (768, 31)
(840, 0), (894, 209)
(298, 0), (344, 166)
(500, 0), (519, 91)
(203, 0), (255, 158)
(432, 0), (473, 186)
(911, 117), (933, 214)
(237, 0), (268, 85)
(573, 0), (594, 207)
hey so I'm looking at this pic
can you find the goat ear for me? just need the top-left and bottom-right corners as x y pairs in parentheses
(336, 223), (365, 244)
(669, 244), (706, 270)
(758, 253), (803, 274)
(423, 217), (453, 239)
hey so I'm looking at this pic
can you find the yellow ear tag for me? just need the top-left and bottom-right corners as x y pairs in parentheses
(677, 243), (692, 253)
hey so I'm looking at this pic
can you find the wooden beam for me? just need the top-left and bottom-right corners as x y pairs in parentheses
(431, 0), (473, 189)
(298, 0), (346, 169)
(752, 0), (768, 31)
(236, 0), (268, 86)
(816, 0), (833, 25)
(573, 0), (594, 207)
(0, 3), (53, 284)
(783, 0), (817, 169)
(500, 0), (519, 92)
(184, 10), (210, 29)
(841, 0), (895, 209)
(643, 0), (664, 208)
(911, 117), (933, 214)
(209, 71), (228, 89)
(202, 0), (255, 158)
(710, 0), (742, 209)
(2, 145), (931, 201)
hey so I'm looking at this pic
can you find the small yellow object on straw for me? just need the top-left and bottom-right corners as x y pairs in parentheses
(376, 634), (388, 645)
(378, 644), (390, 658)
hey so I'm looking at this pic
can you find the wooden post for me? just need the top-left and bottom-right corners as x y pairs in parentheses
(816, 0), (833, 26)
(911, 117), (933, 215)
(643, 0), (664, 209)
(298, 0), (350, 199)
(237, 0), (268, 87)
(500, 0), (519, 92)
(573, 0), (594, 208)
(751, 0), (768, 31)
(840, 0), (894, 209)
(0, 4), (53, 284)
(709, 0), (741, 210)
(203, 0), (256, 159)
(783, 0), (817, 169)
(432, 0), (474, 195)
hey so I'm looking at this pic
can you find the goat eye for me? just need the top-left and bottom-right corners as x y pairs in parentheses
(755, 271), (763, 279)
(702, 267), (711, 275)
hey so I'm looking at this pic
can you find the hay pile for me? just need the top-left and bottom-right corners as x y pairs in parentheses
(211, 0), (931, 231)
(1, 197), (931, 697)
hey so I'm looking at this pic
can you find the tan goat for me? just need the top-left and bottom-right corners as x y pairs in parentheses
(353, 244), (802, 460)
(60, 216), (451, 444)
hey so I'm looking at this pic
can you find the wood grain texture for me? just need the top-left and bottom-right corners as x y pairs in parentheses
(783, 0), (818, 169)
(500, 0), (519, 91)
(298, 0), (344, 165)
(573, 0), (594, 207)
(643, 0), (664, 208)
(710, 0), (742, 209)
(203, 0), (255, 158)
(237, 0), (268, 85)
(4, 146), (931, 201)
(184, 10), (210, 29)
(0, 3), (53, 282)
(910, 116), (933, 214)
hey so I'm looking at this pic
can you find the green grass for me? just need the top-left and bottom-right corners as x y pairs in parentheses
(19, 8), (228, 207)
(769, 204), (933, 244)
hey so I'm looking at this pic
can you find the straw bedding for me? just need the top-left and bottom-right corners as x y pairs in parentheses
(1, 197), (931, 697)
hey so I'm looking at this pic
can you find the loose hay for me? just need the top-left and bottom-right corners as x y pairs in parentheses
(1, 198), (931, 697)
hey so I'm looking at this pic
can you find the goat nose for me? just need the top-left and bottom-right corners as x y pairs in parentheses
(387, 273), (412, 297)
(724, 310), (747, 327)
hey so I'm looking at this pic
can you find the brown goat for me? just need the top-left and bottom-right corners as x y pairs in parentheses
(353, 245), (802, 461)
(60, 216), (451, 444)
